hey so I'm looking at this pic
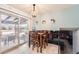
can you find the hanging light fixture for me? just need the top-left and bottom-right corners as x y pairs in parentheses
(51, 19), (55, 23)
(32, 4), (37, 17)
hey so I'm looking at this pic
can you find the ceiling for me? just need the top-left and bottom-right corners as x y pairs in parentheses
(8, 4), (75, 16)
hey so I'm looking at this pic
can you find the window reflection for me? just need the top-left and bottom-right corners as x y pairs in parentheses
(0, 13), (28, 53)
(19, 18), (28, 43)
(0, 14), (18, 52)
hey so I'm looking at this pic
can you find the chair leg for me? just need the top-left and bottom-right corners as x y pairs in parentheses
(36, 34), (39, 52)
(46, 38), (48, 46)
(29, 37), (30, 48)
(44, 39), (46, 49)
(40, 35), (42, 53)
(36, 42), (39, 52)
(32, 41), (34, 50)
(32, 45), (34, 50)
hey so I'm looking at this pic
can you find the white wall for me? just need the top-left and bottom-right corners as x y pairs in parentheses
(34, 5), (79, 31)
(73, 29), (79, 53)
(34, 13), (60, 31)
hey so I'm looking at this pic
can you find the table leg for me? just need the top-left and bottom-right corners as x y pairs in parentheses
(29, 35), (30, 48)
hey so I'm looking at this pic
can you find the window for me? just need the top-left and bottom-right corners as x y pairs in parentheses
(0, 12), (29, 53)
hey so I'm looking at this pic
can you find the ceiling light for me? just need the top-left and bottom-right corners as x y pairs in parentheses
(32, 4), (37, 17)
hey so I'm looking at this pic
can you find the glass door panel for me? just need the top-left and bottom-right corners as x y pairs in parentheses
(0, 14), (19, 52)
(19, 18), (28, 44)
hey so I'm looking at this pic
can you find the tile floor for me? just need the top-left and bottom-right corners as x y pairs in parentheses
(6, 43), (59, 54)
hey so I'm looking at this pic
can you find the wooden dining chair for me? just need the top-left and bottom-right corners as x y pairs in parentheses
(43, 34), (47, 48)
(29, 31), (36, 50)
(35, 31), (39, 52)
(43, 31), (47, 48)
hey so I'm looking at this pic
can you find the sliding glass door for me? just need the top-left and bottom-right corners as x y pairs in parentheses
(0, 14), (18, 52)
(0, 12), (29, 53)
(19, 18), (28, 44)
